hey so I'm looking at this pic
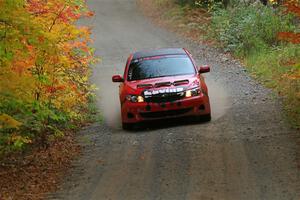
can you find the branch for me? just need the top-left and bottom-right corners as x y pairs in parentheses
(48, 4), (67, 32)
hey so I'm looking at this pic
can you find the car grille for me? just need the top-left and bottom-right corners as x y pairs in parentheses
(140, 108), (192, 119)
(144, 92), (185, 103)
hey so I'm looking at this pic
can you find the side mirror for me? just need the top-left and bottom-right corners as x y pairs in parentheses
(199, 65), (210, 74)
(112, 75), (124, 82)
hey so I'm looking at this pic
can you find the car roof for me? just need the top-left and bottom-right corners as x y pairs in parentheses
(132, 48), (187, 59)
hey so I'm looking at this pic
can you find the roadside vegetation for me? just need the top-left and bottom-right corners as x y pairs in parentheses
(141, 0), (300, 127)
(0, 0), (96, 154)
(0, 0), (96, 198)
(0, 0), (96, 199)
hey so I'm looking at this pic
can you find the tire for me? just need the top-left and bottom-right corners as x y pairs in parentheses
(122, 122), (134, 130)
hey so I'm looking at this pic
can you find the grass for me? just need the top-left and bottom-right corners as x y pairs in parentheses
(245, 45), (300, 127)
(86, 94), (103, 124)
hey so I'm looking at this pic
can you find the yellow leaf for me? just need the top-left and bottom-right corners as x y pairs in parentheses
(0, 114), (22, 129)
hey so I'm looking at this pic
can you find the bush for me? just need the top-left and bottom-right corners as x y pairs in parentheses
(210, 4), (295, 56)
(245, 44), (300, 126)
(175, 0), (227, 10)
(209, 3), (300, 127)
(0, 95), (70, 153)
(176, 0), (196, 6)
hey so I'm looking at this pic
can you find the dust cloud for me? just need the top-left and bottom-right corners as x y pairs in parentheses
(98, 82), (122, 129)
(92, 65), (122, 129)
(205, 74), (231, 120)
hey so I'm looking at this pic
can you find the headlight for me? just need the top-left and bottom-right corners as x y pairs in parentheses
(185, 90), (192, 98)
(126, 95), (144, 103)
(185, 87), (201, 97)
(137, 96), (144, 103)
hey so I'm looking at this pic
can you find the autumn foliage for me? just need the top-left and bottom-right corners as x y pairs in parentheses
(0, 0), (95, 152)
(278, 0), (300, 44)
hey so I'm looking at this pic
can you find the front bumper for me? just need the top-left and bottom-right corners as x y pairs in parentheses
(121, 93), (210, 123)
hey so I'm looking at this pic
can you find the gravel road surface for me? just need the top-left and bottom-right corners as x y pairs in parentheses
(50, 0), (300, 199)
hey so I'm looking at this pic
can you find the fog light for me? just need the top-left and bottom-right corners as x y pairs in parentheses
(199, 105), (205, 110)
(127, 112), (134, 119)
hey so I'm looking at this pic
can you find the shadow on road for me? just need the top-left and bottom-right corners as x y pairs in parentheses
(124, 116), (211, 133)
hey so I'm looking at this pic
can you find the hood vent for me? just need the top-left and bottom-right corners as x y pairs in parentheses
(155, 82), (172, 88)
(174, 79), (189, 86)
(154, 80), (189, 88)
(137, 84), (153, 89)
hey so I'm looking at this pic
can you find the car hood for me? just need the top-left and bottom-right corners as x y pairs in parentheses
(125, 74), (199, 95)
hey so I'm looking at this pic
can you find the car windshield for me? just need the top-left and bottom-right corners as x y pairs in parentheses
(127, 55), (196, 81)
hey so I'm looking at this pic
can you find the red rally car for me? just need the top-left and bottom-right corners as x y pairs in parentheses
(112, 48), (211, 130)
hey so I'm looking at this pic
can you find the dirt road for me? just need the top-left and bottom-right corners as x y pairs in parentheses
(50, 0), (299, 199)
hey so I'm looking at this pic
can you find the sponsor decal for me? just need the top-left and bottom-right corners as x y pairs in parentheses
(143, 87), (184, 96)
